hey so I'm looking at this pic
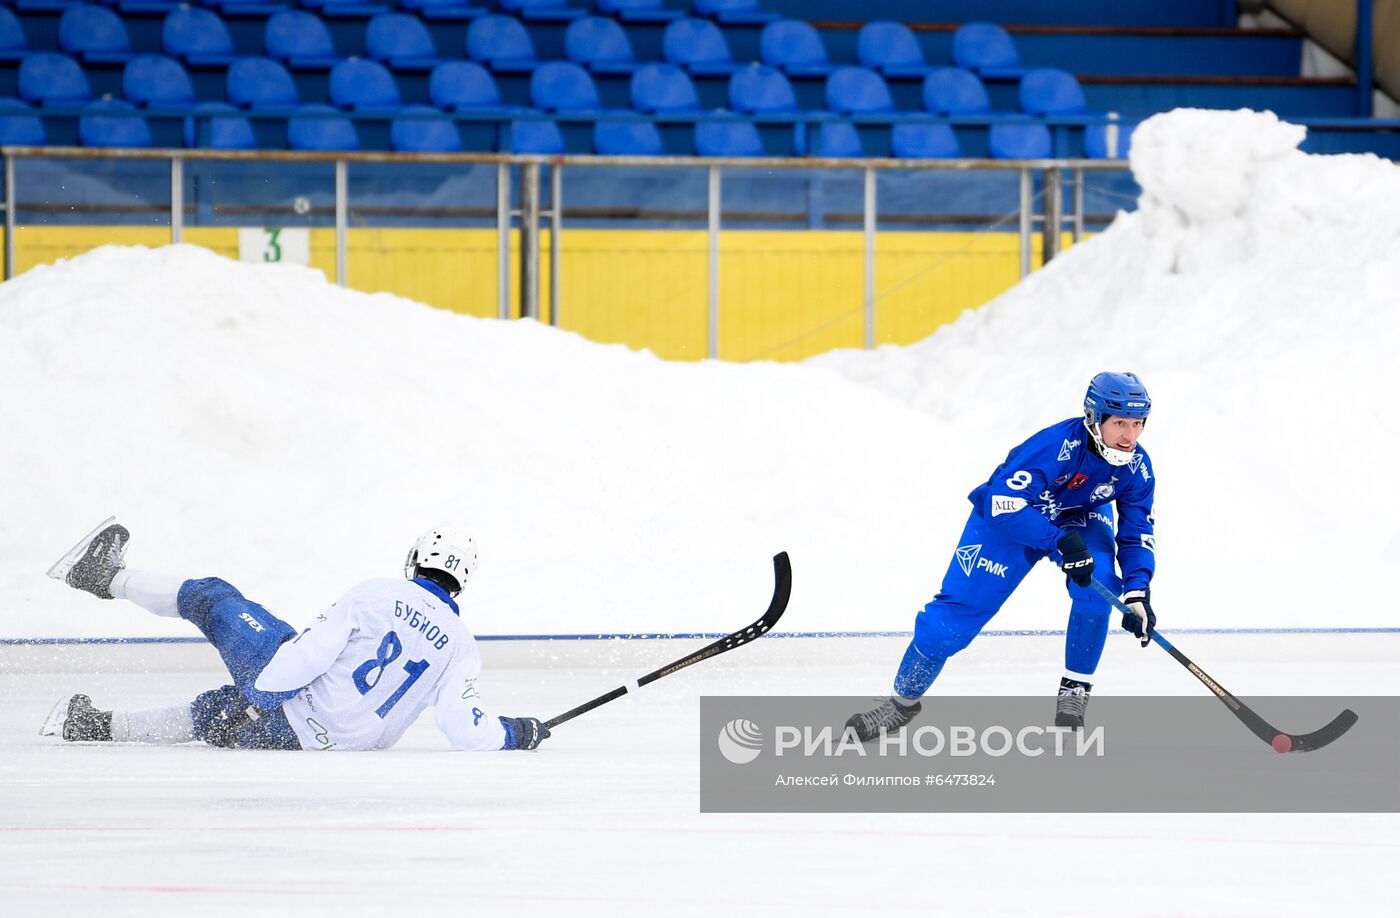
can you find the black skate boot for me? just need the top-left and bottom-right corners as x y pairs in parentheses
(845, 697), (922, 742)
(1054, 677), (1092, 729)
(46, 517), (129, 600)
(43, 694), (114, 742)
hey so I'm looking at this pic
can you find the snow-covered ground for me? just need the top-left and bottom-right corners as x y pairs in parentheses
(0, 109), (1396, 915)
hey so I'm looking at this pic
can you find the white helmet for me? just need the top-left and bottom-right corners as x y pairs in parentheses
(403, 528), (478, 597)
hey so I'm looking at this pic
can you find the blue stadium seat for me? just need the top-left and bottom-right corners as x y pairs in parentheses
(596, 0), (680, 23)
(18, 52), (91, 106)
(79, 97), (152, 147)
(692, 0), (777, 25)
(694, 119), (763, 156)
(507, 120), (565, 153)
(1085, 120), (1135, 159)
(891, 122), (958, 158)
(565, 16), (639, 75)
(759, 20), (831, 78)
(0, 98), (46, 146)
(593, 119), (663, 155)
(530, 61), (600, 112)
(302, 0), (392, 19)
(466, 14), (540, 73)
(922, 67), (991, 115)
(0, 7), (28, 64)
(391, 104), (463, 151)
(952, 22), (1029, 79)
(429, 60), (503, 110)
(1019, 67), (1088, 114)
(499, 0), (584, 22)
(289, 103), (360, 150)
(264, 10), (340, 70)
(988, 122), (1050, 158)
(330, 57), (402, 110)
(163, 6), (237, 66)
(189, 100), (256, 149)
(663, 18), (737, 76)
(810, 122), (861, 157)
(630, 63), (699, 112)
(59, 4), (134, 64)
(728, 64), (796, 113)
(365, 12), (439, 70)
(123, 54), (196, 106)
(400, 0), (483, 22)
(226, 56), (299, 108)
(856, 21), (933, 78)
(825, 66), (895, 115)
(212, 0), (286, 13)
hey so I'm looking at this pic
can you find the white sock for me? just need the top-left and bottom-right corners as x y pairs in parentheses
(1063, 669), (1095, 685)
(109, 570), (184, 618)
(110, 705), (196, 744)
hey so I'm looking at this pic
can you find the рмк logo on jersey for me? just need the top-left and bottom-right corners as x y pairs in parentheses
(956, 544), (1008, 578)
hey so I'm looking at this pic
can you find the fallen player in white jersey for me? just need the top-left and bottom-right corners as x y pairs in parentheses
(41, 519), (550, 753)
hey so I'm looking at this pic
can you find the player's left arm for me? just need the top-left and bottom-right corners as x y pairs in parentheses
(1113, 459), (1157, 591)
(1114, 457), (1158, 646)
(252, 596), (358, 694)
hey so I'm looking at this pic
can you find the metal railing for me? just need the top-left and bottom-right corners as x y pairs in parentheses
(1, 146), (1132, 357)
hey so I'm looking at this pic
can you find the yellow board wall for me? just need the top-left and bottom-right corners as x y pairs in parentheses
(2, 227), (1055, 361)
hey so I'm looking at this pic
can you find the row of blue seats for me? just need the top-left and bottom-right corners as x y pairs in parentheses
(0, 94), (1134, 157)
(3, 0), (766, 24)
(2, 5), (1032, 82)
(9, 50), (1088, 119)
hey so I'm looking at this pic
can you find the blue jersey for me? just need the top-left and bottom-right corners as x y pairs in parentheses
(967, 417), (1156, 591)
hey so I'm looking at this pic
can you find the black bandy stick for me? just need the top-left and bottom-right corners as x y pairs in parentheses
(544, 552), (792, 730)
(1089, 579), (1357, 753)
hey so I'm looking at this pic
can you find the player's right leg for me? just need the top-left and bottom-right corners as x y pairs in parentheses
(847, 514), (1038, 741)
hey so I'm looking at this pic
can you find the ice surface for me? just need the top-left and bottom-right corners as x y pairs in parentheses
(1, 634), (1396, 916)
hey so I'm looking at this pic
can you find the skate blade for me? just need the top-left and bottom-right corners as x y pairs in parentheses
(38, 697), (69, 737)
(45, 516), (116, 581)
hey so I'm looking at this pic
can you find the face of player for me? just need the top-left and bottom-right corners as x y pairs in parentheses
(1101, 415), (1145, 451)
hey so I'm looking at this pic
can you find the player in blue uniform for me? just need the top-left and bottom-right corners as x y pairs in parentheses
(847, 372), (1159, 739)
(43, 522), (551, 753)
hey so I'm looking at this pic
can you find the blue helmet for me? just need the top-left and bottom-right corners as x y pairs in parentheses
(1083, 372), (1151, 426)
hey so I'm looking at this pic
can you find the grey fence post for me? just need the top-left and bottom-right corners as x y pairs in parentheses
(708, 164), (720, 360)
(497, 162), (510, 320)
(170, 156), (183, 244)
(550, 163), (561, 327)
(3, 155), (13, 281)
(519, 160), (541, 321)
(863, 166), (876, 350)
(1072, 168), (1084, 244)
(1042, 167), (1063, 263)
(335, 158), (347, 287)
(1019, 167), (1033, 278)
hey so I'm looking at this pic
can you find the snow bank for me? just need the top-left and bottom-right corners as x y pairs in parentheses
(2, 109), (1396, 639)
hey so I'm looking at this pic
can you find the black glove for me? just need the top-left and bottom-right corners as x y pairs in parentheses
(1056, 530), (1095, 587)
(1120, 588), (1156, 648)
(500, 716), (551, 751)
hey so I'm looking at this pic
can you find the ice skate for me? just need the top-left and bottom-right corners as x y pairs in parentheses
(845, 697), (922, 742)
(1055, 677), (1092, 729)
(40, 694), (113, 742)
(46, 517), (129, 600)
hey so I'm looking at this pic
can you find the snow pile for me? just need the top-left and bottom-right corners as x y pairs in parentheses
(2, 108), (1396, 639)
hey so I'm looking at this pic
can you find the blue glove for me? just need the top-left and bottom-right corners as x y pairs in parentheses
(1056, 530), (1095, 587)
(1121, 588), (1155, 647)
(500, 716), (551, 751)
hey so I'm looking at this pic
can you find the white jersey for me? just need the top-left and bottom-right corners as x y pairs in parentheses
(252, 578), (507, 752)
